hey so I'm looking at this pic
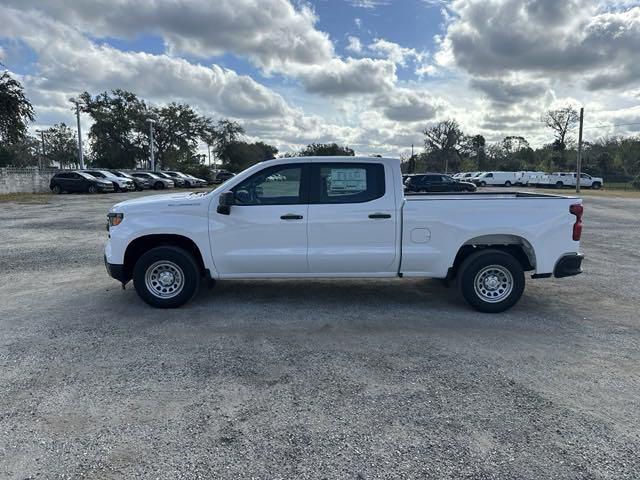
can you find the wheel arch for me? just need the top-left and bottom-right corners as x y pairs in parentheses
(123, 234), (206, 282)
(448, 234), (536, 280)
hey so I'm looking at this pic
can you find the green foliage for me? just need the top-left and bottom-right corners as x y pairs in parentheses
(0, 136), (39, 167)
(80, 90), (147, 169)
(44, 123), (77, 168)
(223, 141), (278, 172)
(0, 71), (35, 144)
(298, 143), (355, 157)
(632, 175), (640, 190)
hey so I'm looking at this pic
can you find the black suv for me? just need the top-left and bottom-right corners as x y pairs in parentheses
(212, 170), (235, 184)
(50, 171), (115, 194)
(405, 173), (476, 193)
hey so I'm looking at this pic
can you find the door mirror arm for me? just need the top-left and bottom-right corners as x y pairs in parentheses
(217, 191), (235, 215)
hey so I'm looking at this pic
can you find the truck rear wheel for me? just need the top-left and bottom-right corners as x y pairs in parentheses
(458, 249), (524, 313)
(133, 246), (200, 308)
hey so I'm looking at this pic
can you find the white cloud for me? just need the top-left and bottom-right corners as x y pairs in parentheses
(373, 88), (440, 122)
(439, 0), (640, 92)
(346, 36), (363, 54)
(368, 38), (424, 67)
(294, 57), (397, 96)
(2, 0), (335, 71)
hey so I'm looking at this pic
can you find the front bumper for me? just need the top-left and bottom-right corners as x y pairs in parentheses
(554, 253), (584, 278)
(104, 255), (128, 283)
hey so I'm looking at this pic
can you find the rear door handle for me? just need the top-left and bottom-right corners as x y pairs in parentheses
(369, 213), (391, 219)
(280, 214), (303, 220)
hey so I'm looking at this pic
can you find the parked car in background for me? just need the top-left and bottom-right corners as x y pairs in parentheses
(50, 171), (114, 194)
(405, 173), (477, 192)
(535, 172), (604, 189)
(110, 170), (151, 191)
(129, 172), (175, 189)
(473, 171), (518, 187)
(163, 171), (207, 188)
(212, 169), (235, 184)
(151, 171), (186, 187)
(84, 170), (135, 192)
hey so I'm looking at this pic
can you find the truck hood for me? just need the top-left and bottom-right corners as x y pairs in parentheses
(110, 191), (209, 212)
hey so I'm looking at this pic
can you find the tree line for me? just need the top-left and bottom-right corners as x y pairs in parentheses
(410, 109), (640, 186)
(1, 69), (639, 186)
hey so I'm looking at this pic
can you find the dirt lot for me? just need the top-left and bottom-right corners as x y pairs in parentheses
(1, 190), (639, 479)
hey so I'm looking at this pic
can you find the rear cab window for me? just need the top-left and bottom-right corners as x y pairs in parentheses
(311, 163), (385, 204)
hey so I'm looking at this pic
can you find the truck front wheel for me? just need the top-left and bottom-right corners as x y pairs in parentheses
(133, 246), (201, 308)
(458, 249), (525, 313)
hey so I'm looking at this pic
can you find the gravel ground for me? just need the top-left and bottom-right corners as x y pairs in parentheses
(1, 190), (639, 479)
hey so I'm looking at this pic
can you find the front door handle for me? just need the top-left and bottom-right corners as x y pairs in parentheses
(369, 213), (391, 219)
(281, 214), (303, 220)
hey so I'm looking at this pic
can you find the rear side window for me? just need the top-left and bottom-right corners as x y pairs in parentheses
(311, 163), (385, 204)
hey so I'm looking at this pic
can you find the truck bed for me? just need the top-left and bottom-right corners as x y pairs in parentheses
(404, 191), (578, 200)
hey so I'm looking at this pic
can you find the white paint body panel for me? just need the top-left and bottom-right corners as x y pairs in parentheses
(105, 157), (582, 281)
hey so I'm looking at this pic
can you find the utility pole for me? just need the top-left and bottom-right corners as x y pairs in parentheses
(69, 98), (84, 169)
(576, 107), (584, 193)
(207, 143), (211, 166)
(147, 119), (156, 171)
(35, 129), (46, 169)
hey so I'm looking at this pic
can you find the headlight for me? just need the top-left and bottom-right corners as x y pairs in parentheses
(107, 212), (124, 227)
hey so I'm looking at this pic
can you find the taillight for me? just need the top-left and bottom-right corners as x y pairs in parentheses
(570, 203), (583, 241)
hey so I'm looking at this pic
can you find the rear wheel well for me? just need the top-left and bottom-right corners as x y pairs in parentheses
(123, 234), (205, 282)
(448, 236), (535, 280)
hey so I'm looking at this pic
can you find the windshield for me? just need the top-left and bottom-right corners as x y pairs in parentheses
(78, 171), (97, 180)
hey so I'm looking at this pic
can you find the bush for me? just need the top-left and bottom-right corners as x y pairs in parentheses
(632, 175), (640, 190)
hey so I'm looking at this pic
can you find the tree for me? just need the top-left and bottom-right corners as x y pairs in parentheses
(0, 136), (39, 167)
(80, 89), (148, 169)
(223, 141), (278, 172)
(0, 71), (35, 145)
(543, 106), (579, 151)
(298, 143), (355, 157)
(212, 119), (245, 164)
(150, 103), (211, 169)
(423, 120), (464, 173)
(44, 123), (78, 168)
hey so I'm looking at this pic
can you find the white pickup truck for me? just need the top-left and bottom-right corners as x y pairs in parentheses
(104, 157), (584, 313)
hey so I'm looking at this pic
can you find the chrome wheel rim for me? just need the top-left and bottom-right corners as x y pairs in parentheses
(145, 260), (184, 299)
(474, 265), (513, 303)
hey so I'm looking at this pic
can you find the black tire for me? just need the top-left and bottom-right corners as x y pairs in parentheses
(505, 181), (512, 187)
(154, 181), (164, 190)
(133, 246), (201, 308)
(556, 181), (564, 189)
(479, 181), (486, 187)
(457, 249), (525, 313)
(591, 182), (601, 190)
(113, 183), (120, 192)
(419, 188), (428, 193)
(52, 184), (62, 194)
(88, 185), (97, 194)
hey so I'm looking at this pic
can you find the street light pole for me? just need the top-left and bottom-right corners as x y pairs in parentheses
(69, 98), (84, 169)
(147, 119), (156, 171)
(576, 107), (584, 194)
(35, 129), (46, 169)
(207, 143), (211, 166)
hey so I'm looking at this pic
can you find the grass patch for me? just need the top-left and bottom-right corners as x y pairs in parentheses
(0, 192), (52, 204)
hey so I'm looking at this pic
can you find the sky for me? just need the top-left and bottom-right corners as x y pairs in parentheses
(1, 0), (640, 157)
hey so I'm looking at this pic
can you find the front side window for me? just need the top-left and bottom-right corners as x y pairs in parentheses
(312, 163), (385, 204)
(232, 164), (305, 205)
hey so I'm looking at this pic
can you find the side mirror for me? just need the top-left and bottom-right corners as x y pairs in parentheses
(217, 191), (235, 215)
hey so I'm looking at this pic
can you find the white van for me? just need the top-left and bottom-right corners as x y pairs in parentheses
(473, 171), (518, 187)
(515, 171), (545, 186)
